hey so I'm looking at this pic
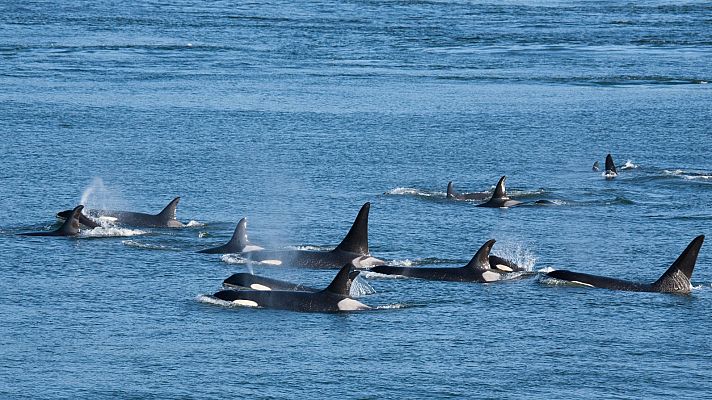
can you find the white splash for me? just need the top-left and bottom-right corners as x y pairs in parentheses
(82, 227), (145, 237)
(384, 187), (441, 197)
(490, 242), (536, 271)
(361, 271), (408, 279)
(621, 160), (638, 170)
(221, 254), (247, 264)
(186, 220), (205, 227)
(350, 276), (376, 296)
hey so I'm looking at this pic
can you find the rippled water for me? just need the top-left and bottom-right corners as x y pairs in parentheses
(1, 1), (711, 398)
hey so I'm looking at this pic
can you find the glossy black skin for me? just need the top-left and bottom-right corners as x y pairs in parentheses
(446, 181), (490, 201)
(241, 249), (369, 269)
(57, 197), (183, 228)
(547, 270), (653, 291)
(213, 289), (354, 312)
(477, 176), (522, 208)
(20, 205), (83, 237)
(223, 273), (317, 291)
(370, 264), (504, 282)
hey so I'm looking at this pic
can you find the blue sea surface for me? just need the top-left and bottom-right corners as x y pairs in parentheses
(1, 1), (711, 398)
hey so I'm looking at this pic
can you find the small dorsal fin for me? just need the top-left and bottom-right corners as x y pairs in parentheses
(335, 202), (370, 255)
(157, 197), (180, 221)
(492, 176), (508, 199)
(58, 205), (83, 235)
(464, 239), (496, 270)
(653, 235), (704, 292)
(592, 161), (600, 171)
(447, 181), (456, 199)
(323, 263), (355, 296)
(605, 154), (617, 174)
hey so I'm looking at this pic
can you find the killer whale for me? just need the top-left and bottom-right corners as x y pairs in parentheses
(446, 181), (490, 201)
(57, 197), (183, 228)
(198, 218), (264, 254)
(604, 153), (617, 179)
(222, 270), (361, 292)
(20, 205), (84, 237)
(477, 176), (522, 208)
(592, 161), (600, 172)
(213, 263), (370, 312)
(547, 235), (704, 293)
(370, 239), (516, 282)
(222, 202), (384, 269)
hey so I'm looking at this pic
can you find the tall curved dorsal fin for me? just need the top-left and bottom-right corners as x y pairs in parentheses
(605, 154), (617, 174)
(157, 197), (180, 221)
(492, 176), (508, 199)
(58, 205), (84, 236)
(335, 202), (370, 255)
(447, 181), (456, 199)
(226, 218), (254, 252)
(464, 239), (496, 270)
(323, 263), (355, 296)
(652, 235), (704, 292)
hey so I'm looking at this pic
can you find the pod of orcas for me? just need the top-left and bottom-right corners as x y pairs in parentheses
(20, 154), (706, 312)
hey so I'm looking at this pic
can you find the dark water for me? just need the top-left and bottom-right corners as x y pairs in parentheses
(2, 1), (711, 398)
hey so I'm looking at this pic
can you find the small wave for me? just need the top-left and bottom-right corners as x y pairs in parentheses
(121, 240), (180, 251)
(291, 245), (331, 251)
(537, 266), (556, 273)
(185, 220), (205, 227)
(384, 187), (442, 198)
(82, 227), (145, 237)
(662, 169), (712, 181)
(362, 271), (409, 279)
(221, 254), (247, 264)
(621, 160), (638, 170)
(375, 304), (410, 310)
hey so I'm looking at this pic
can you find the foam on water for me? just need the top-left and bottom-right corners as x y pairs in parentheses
(621, 160), (638, 170)
(186, 220), (205, 227)
(362, 271), (409, 279)
(490, 241), (537, 271)
(81, 227), (145, 237)
(384, 187), (443, 197)
(220, 254), (247, 264)
(121, 240), (180, 251)
(350, 276), (376, 296)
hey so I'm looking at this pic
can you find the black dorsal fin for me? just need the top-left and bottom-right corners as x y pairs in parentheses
(324, 263), (354, 296)
(447, 181), (456, 199)
(605, 154), (617, 174)
(592, 161), (600, 171)
(58, 205), (83, 235)
(653, 235), (704, 292)
(335, 202), (370, 255)
(464, 239), (496, 270)
(492, 176), (508, 199)
(226, 218), (250, 252)
(157, 197), (180, 221)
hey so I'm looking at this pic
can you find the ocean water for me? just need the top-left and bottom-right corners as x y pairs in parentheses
(1, 1), (711, 398)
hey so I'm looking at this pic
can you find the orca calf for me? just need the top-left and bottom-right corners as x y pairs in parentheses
(198, 218), (264, 254)
(547, 235), (704, 294)
(218, 202), (384, 269)
(604, 153), (617, 179)
(213, 263), (371, 312)
(446, 181), (490, 201)
(370, 239), (513, 282)
(477, 176), (522, 208)
(20, 205), (84, 237)
(222, 270), (361, 292)
(57, 197), (183, 228)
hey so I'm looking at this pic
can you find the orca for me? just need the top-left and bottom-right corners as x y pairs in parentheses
(604, 153), (617, 179)
(198, 218), (264, 254)
(592, 161), (600, 172)
(370, 239), (511, 282)
(57, 197), (183, 228)
(20, 205), (84, 237)
(212, 263), (371, 312)
(446, 181), (490, 201)
(222, 270), (361, 292)
(226, 202), (384, 269)
(488, 254), (527, 273)
(477, 176), (522, 208)
(546, 235), (704, 294)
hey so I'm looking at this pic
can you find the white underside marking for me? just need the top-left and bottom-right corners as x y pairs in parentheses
(353, 256), (385, 268)
(337, 298), (370, 311)
(250, 284), (271, 291)
(495, 264), (513, 272)
(232, 300), (259, 307)
(242, 245), (265, 252)
(481, 271), (501, 282)
(571, 280), (595, 288)
(260, 259), (282, 266)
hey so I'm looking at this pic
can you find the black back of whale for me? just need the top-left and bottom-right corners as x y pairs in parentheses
(213, 264), (368, 312)
(446, 181), (490, 201)
(222, 270), (361, 292)
(477, 176), (522, 208)
(20, 205), (84, 237)
(371, 239), (506, 282)
(547, 235), (704, 293)
(228, 202), (379, 269)
(57, 197), (182, 228)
